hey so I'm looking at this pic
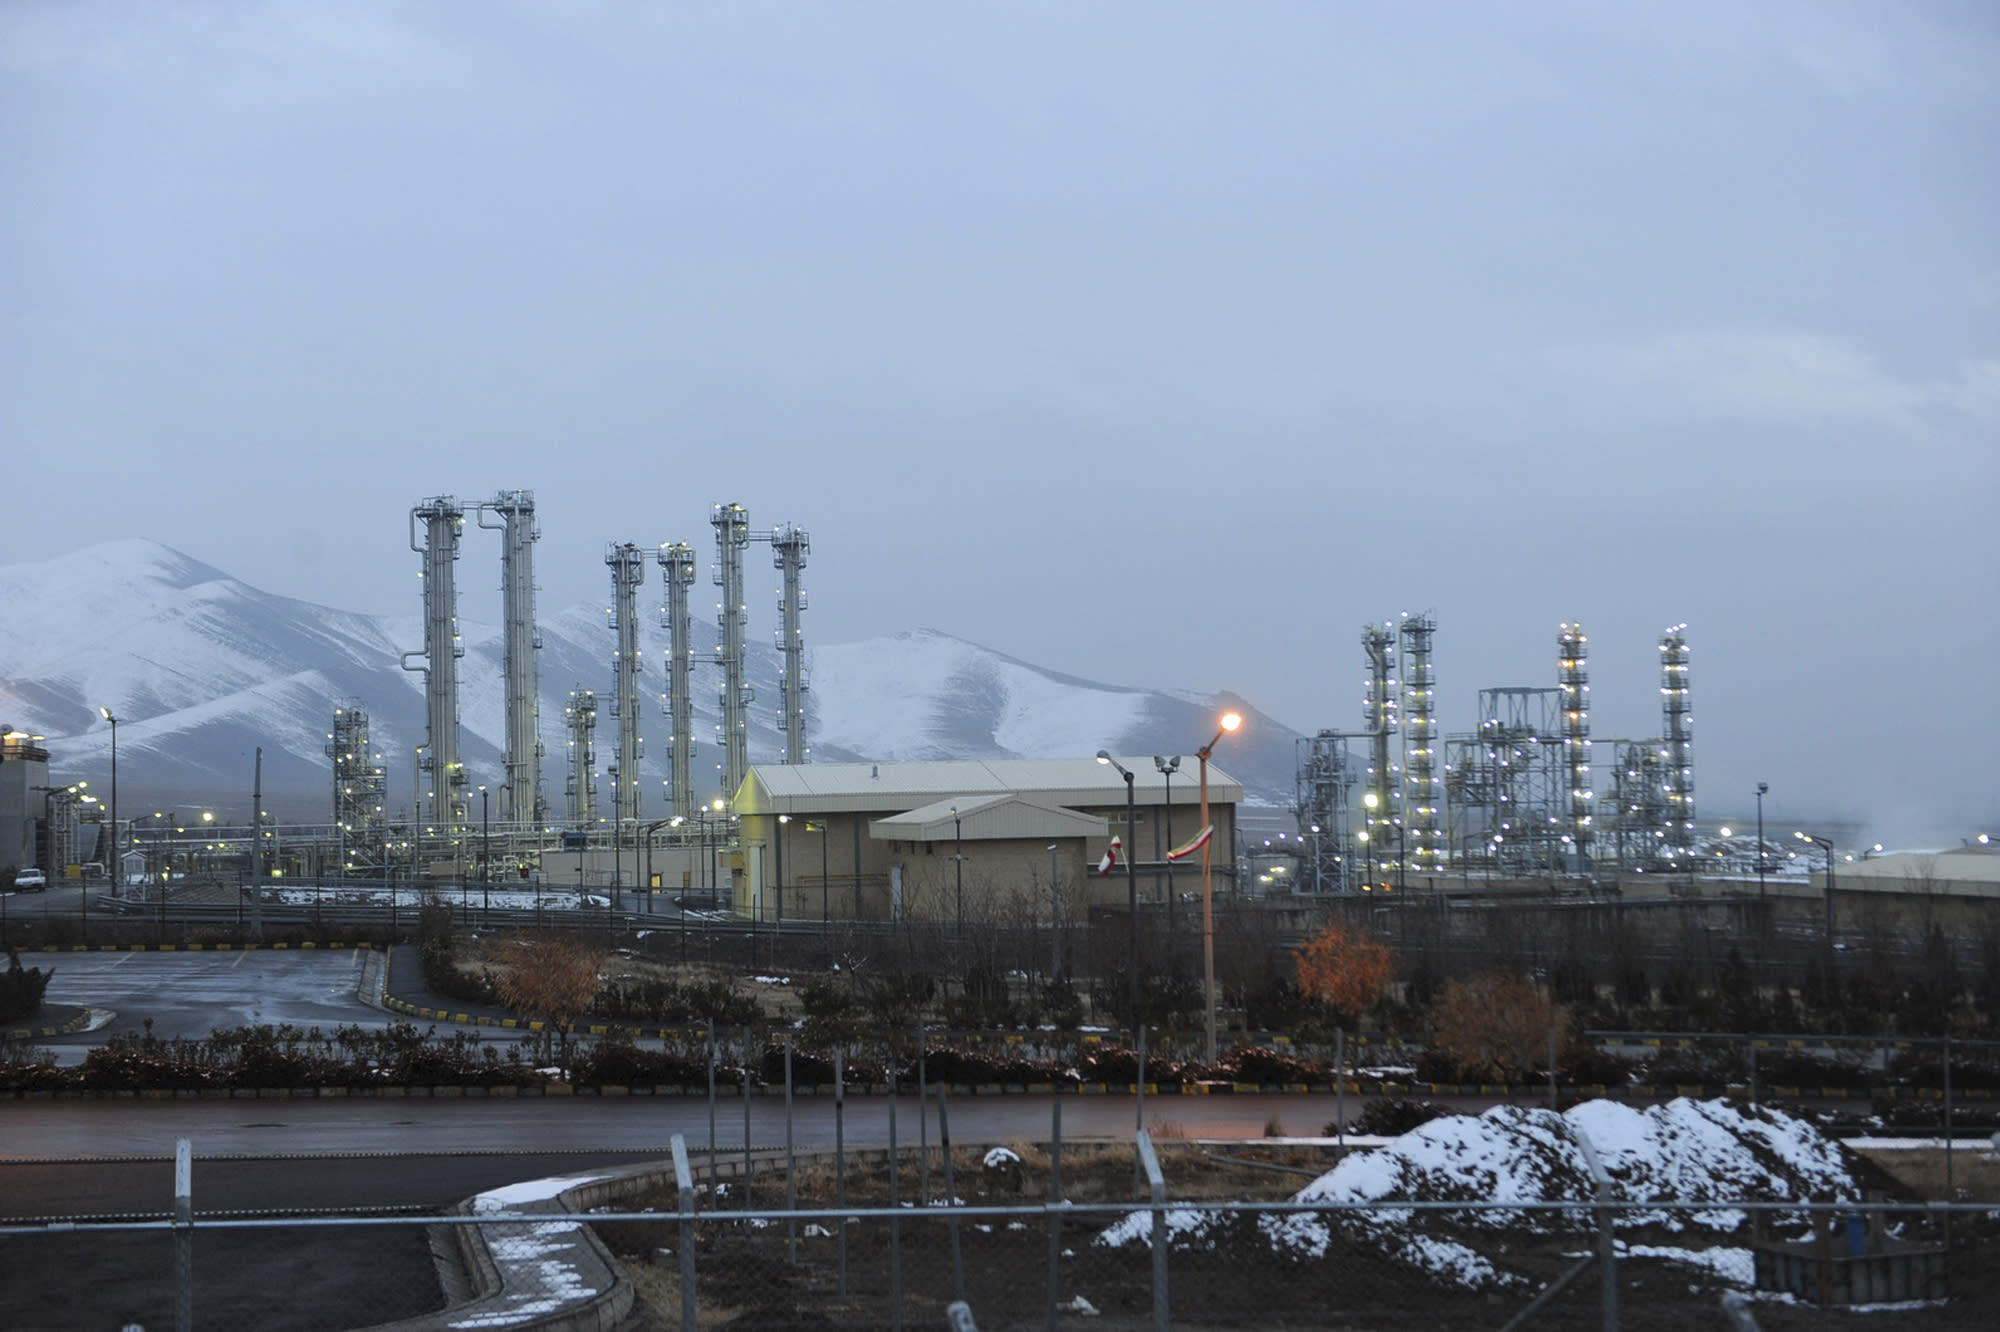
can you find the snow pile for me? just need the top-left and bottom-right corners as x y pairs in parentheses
(1099, 1097), (1857, 1291)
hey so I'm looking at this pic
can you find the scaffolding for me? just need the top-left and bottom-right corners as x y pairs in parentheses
(1360, 623), (1400, 884)
(656, 541), (698, 820)
(1557, 621), (1593, 867)
(606, 543), (646, 826)
(401, 497), (466, 831)
(712, 503), (753, 803)
(478, 490), (544, 826)
(564, 688), (598, 829)
(326, 702), (387, 876)
(1400, 613), (1443, 874)
(772, 523), (811, 764)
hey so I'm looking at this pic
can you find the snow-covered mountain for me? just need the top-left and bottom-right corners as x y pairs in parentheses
(0, 540), (1303, 819)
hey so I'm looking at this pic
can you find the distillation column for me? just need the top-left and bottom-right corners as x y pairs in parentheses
(565, 689), (597, 828)
(606, 543), (646, 826)
(479, 491), (544, 826)
(1659, 623), (1695, 863)
(1361, 623), (1400, 883)
(657, 542), (698, 820)
(401, 497), (467, 830)
(327, 702), (387, 875)
(1557, 621), (1594, 867)
(1400, 613), (1443, 875)
(772, 523), (811, 764)
(712, 503), (753, 802)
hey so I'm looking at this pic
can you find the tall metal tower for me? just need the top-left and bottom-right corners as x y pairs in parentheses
(479, 490), (543, 826)
(1361, 623), (1400, 882)
(606, 543), (646, 826)
(711, 503), (753, 802)
(326, 701), (386, 876)
(656, 542), (698, 820)
(1557, 622), (1593, 866)
(564, 688), (597, 827)
(1399, 613), (1442, 875)
(771, 523), (811, 764)
(1659, 623), (1695, 863)
(401, 496), (466, 830)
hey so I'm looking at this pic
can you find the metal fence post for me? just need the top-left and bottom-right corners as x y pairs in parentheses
(1575, 1126), (1619, 1330)
(835, 1045), (848, 1297)
(918, 1028), (930, 1205)
(889, 1092), (903, 1331)
(1046, 1093), (1063, 1329)
(173, 1136), (193, 1332)
(742, 1034), (754, 1211)
(672, 1133), (697, 1331)
(716, 1020), (724, 1200)
(784, 1037), (797, 1263)
(1136, 1128), (1169, 1332)
(940, 1085), (965, 1304)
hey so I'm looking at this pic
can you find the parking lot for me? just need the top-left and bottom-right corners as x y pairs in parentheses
(29, 949), (396, 1057)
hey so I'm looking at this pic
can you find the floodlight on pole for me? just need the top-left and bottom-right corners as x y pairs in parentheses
(1153, 755), (1181, 966)
(1097, 752), (1140, 1025)
(1198, 711), (1241, 1066)
(1755, 782), (1769, 900)
(1796, 830), (1836, 949)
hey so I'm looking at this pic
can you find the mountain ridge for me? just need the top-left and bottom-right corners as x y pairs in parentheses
(0, 540), (1303, 820)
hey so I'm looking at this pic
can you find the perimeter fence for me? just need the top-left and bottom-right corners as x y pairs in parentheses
(3, 1130), (1989, 1331)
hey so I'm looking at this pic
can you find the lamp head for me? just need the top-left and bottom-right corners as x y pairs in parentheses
(1220, 712), (1241, 734)
(1095, 751), (1111, 763)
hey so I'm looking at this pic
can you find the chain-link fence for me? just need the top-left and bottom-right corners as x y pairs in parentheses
(4, 1124), (1991, 1331)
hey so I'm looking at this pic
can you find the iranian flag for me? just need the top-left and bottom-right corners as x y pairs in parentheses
(1166, 824), (1214, 862)
(1096, 836), (1122, 876)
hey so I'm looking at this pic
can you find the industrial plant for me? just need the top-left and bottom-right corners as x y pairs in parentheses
(17, 489), (1991, 940)
(1294, 617), (1703, 894)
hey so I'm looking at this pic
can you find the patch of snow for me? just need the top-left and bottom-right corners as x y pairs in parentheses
(984, 1146), (1022, 1169)
(470, 1174), (610, 1213)
(1097, 1098), (1856, 1293)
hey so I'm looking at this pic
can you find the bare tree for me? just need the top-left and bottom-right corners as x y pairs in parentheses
(494, 934), (605, 1070)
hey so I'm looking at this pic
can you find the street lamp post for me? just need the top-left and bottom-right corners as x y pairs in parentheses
(1097, 754), (1140, 1025)
(1047, 842), (1062, 979)
(774, 814), (788, 961)
(950, 805), (965, 942)
(1197, 713), (1242, 1066)
(480, 786), (491, 925)
(1796, 831), (1836, 952)
(1154, 756), (1180, 968)
(807, 820), (830, 926)
(96, 707), (117, 942)
(1755, 783), (1769, 900)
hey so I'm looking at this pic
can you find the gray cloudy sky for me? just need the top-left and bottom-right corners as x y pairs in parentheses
(4, 2), (1995, 843)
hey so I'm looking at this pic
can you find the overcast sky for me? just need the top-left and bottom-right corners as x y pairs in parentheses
(4, 1), (1995, 844)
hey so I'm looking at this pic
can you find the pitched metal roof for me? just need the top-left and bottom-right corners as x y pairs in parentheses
(736, 757), (1243, 816)
(872, 794), (1110, 843)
